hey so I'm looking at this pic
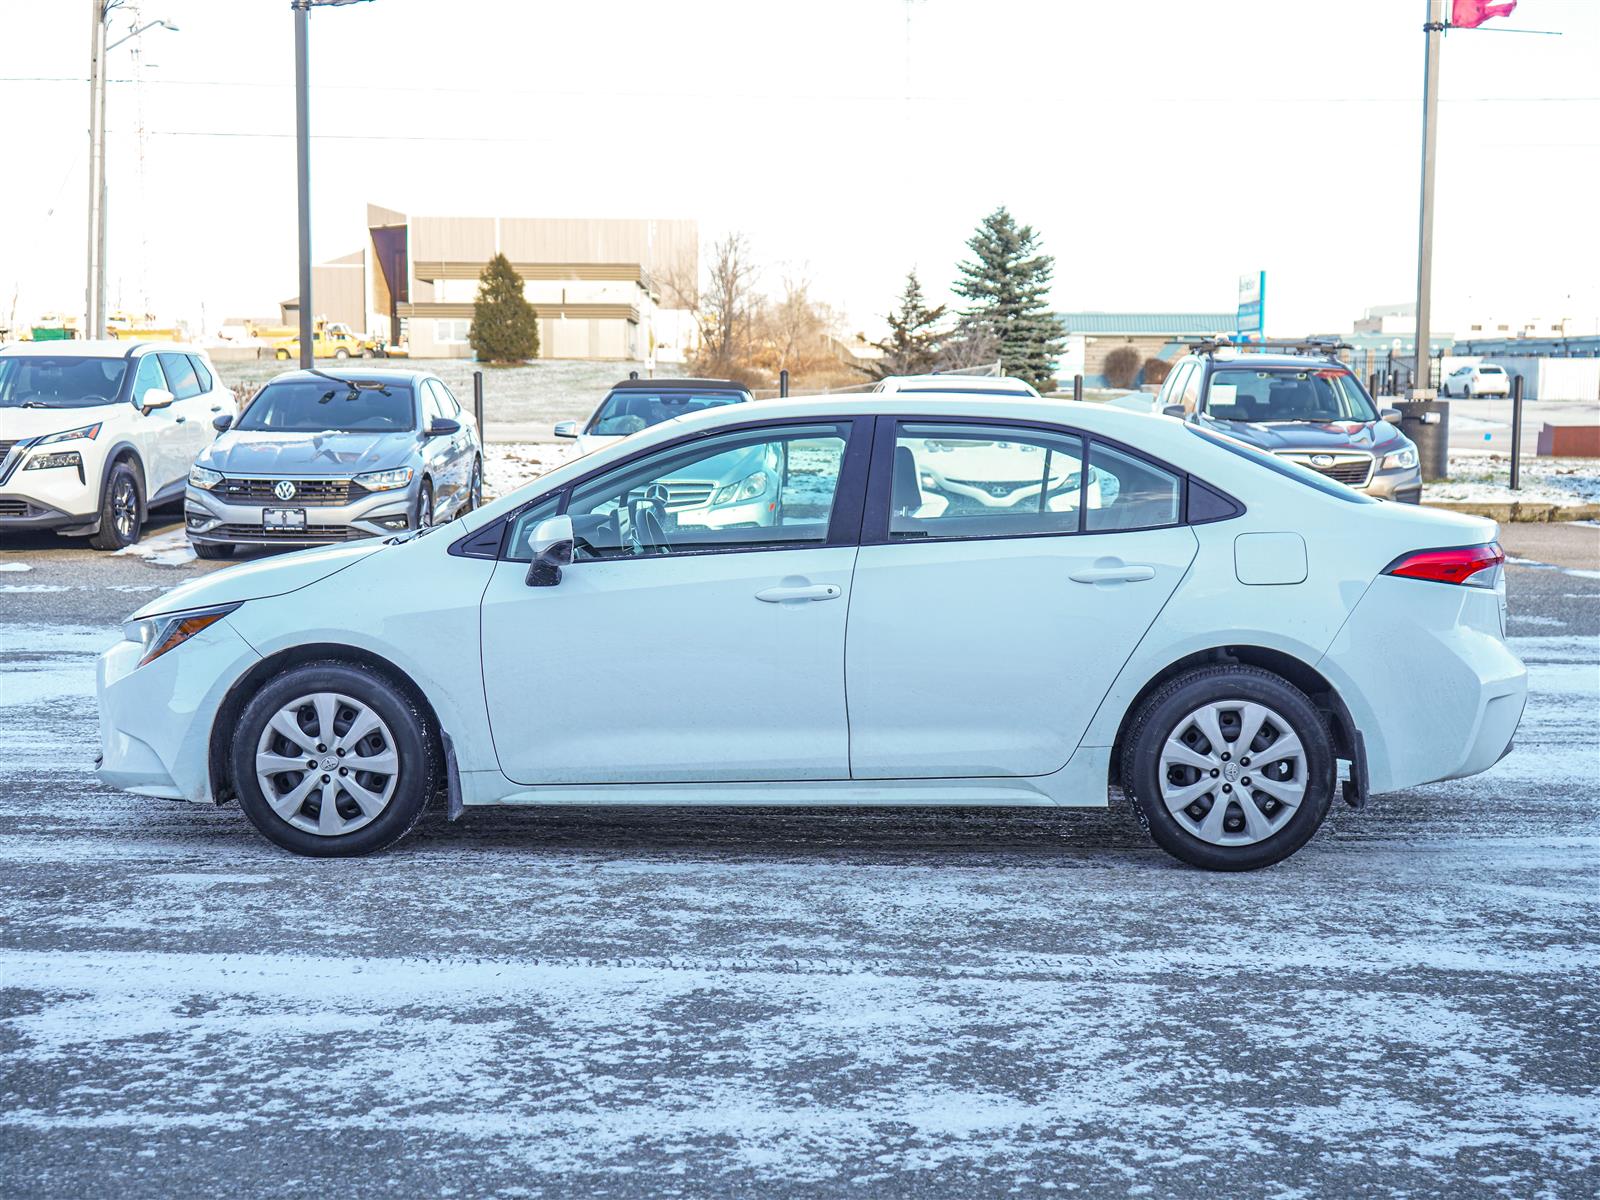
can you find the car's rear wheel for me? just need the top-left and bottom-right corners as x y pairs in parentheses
(193, 541), (232, 560)
(231, 661), (436, 857)
(89, 462), (143, 550)
(1121, 666), (1334, 871)
(335, 347), (350, 359)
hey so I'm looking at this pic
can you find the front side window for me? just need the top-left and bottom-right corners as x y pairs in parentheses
(1204, 367), (1378, 423)
(890, 423), (1084, 540)
(585, 389), (748, 438)
(131, 354), (168, 404)
(565, 423), (850, 559)
(0, 355), (131, 409)
(234, 379), (416, 433)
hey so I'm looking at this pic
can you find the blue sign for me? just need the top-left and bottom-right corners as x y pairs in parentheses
(1237, 272), (1265, 341)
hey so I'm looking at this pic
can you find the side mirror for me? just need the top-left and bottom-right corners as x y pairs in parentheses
(524, 514), (575, 587)
(140, 387), (175, 415)
(426, 417), (461, 438)
(553, 420), (580, 439)
(1162, 404), (1186, 419)
(211, 413), (233, 433)
(1381, 408), (1402, 425)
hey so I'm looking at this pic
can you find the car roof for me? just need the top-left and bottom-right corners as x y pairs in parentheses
(268, 366), (433, 384)
(606, 377), (751, 392)
(0, 339), (210, 358)
(1192, 352), (1348, 370)
(878, 374), (1039, 392)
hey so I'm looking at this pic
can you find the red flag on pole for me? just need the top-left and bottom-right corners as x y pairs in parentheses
(1452, 0), (1517, 28)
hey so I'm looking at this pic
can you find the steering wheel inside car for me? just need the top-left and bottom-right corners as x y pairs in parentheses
(624, 483), (673, 555)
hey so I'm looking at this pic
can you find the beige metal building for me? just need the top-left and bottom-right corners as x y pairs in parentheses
(285, 205), (699, 362)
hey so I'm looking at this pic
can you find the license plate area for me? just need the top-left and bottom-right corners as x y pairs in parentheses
(262, 508), (307, 531)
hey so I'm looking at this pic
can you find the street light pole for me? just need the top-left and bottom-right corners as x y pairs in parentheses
(85, 1), (107, 339)
(294, 1), (313, 368)
(1413, 0), (1446, 397)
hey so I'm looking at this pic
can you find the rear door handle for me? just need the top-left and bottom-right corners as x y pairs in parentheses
(1069, 565), (1155, 584)
(755, 584), (842, 603)
(211, 404), (222, 412)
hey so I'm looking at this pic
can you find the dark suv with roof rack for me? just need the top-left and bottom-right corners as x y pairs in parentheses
(1153, 341), (1422, 503)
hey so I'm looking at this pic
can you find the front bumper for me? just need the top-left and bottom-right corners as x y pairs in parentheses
(1364, 465), (1423, 504)
(96, 616), (262, 803)
(184, 481), (413, 547)
(0, 494), (99, 533)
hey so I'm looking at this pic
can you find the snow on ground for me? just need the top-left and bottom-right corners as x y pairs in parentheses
(109, 528), (195, 567)
(482, 441), (581, 500)
(0, 562), (32, 572)
(1426, 452), (1600, 508)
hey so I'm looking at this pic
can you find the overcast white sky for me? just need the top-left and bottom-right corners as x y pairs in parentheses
(3, 0), (1597, 339)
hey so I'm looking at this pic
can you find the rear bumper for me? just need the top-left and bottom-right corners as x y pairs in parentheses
(1318, 575), (1527, 794)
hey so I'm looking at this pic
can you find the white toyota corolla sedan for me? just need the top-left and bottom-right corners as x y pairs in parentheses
(95, 395), (1527, 870)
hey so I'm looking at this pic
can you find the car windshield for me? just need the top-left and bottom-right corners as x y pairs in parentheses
(1205, 367), (1378, 423)
(235, 379), (415, 433)
(0, 356), (129, 409)
(1188, 424), (1376, 504)
(586, 389), (747, 437)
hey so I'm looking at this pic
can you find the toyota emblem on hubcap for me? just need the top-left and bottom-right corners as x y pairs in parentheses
(273, 480), (297, 501)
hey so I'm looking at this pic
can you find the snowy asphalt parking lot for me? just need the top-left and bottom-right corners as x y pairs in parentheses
(1, 517), (1597, 1198)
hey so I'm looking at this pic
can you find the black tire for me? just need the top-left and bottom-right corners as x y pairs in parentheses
(89, 461), (143, 550)
(1120, 665), (1335, 871)
(462, 459), (482, 514)
(414, 480), (434, 529)
(230, 661), (437, 857)
(193, 541), (233, 560)
(335, 347), (350, 359)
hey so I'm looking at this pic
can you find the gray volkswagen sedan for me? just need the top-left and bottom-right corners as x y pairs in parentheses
(184, 368), (481, 558)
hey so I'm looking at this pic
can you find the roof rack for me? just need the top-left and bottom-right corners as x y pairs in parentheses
(1185, 336), (1352, 359)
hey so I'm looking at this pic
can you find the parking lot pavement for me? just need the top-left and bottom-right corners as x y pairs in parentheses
(1446, 395), (1599, 452)
(2, 524), (1597, 1199)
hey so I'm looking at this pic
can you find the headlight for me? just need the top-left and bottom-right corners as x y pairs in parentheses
(122, 602), (241, 668)
(353, 466), (414, 492)
(36, 423), (102, 446)
(189, 465), (224, 490)
(1382, 446), (1419, 471)
(23, 451), (81, 471)
(712, 470), (769, 506)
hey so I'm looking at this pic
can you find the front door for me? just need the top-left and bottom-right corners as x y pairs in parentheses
(480, 418), (868, 785)
(845, 420), (1198, 779)
(128, 354), (187, 495)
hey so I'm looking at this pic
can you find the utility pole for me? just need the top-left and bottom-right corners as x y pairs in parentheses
(85, 1), (107, 340)
(1413, 0), (1446, 397)
(291, 0), (374, 369)
(294, 1), (313, 368)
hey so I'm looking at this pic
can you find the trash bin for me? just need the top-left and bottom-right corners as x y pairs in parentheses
(1392, 399), (1451, 482)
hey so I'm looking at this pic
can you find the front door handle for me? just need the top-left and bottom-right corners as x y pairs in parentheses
(211, 404), (223, 412)
(755, 584), (842, 603)
(1069, 564), (1155, 584)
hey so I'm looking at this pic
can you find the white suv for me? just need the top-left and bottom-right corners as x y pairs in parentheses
(0, 340), (236, 549)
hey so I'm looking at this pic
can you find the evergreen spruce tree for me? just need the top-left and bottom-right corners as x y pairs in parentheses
(951, 207), (1065, 390)
(862, 269), (947, 378)
(469, 253), (539, 363)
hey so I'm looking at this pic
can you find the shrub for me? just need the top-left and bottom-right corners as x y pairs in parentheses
(1103, 345), (1143, 388)
(1142, 357), (1173, 386)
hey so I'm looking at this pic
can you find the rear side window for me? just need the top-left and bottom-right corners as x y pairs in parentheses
(889, 423), (1085, 541)
(157, 353), (203, 399)
(1189, 425), (1377, 504)
(189, 356), (214, 392)
(1085, 443), (1181, 532)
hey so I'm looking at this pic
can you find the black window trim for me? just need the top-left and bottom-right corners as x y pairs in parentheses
(859, 413), (1243, 547)
(450, 413), (876, 561)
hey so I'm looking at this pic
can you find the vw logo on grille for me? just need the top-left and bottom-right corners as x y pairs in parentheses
(1311, 454), (1334, 468)
(273, 480), (298, 501)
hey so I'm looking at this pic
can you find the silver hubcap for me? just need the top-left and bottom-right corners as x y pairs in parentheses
(254, 692), (399, 836)
(111, 479), (137, 538)
(1158, 699), (1307, 847)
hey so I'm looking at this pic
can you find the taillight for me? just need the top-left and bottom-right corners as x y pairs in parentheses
(1383, 542), (1504, 588)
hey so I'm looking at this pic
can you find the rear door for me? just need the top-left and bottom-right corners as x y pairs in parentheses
(844, 418), (1198, 779)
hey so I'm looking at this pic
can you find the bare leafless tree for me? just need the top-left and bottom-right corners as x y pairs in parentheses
(694, 232), (759, 376)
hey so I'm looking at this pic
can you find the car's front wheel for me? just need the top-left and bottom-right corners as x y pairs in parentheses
(89, 462), (143, 550)
(231, 661), (436, 857)
(1121, 666), (1334, 871)
(414, 480), (434, 529)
